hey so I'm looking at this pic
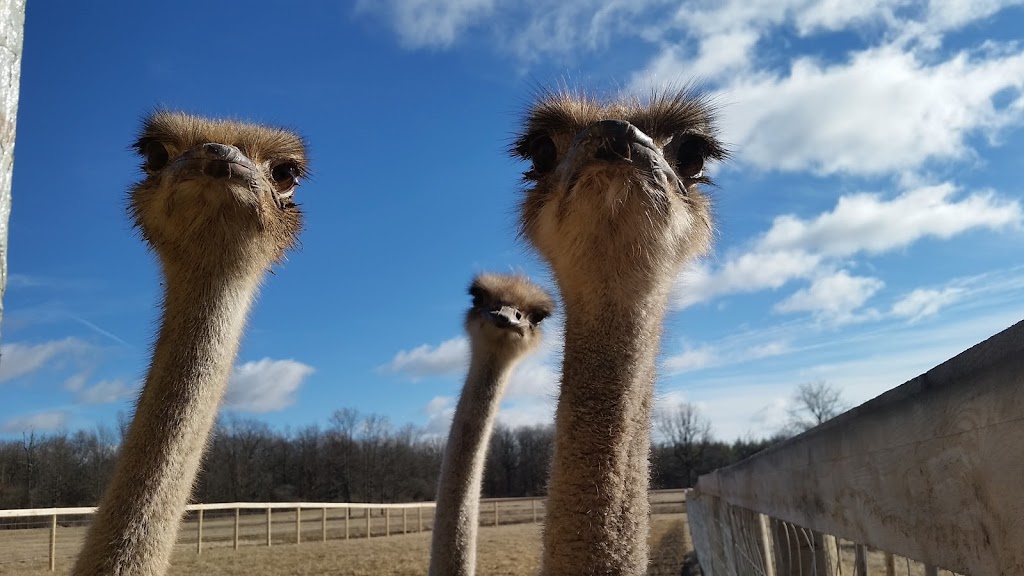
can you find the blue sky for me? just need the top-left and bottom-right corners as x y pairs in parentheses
(3, 0), (1023, 441)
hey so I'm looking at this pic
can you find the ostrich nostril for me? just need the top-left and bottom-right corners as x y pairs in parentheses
(202, 143), (234, 160)
(515, 311), (522, 320)
(595, 138), (631, 162)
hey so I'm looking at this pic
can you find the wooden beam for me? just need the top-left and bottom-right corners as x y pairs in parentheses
(694, 319), (1024, 575)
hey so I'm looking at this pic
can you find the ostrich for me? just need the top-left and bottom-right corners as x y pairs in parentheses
(72, 111), (309, 576)
(511, 87), (726, 575)
(429, 273), (554, 576)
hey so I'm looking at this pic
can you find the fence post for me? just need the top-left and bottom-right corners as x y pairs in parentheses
(884, 552), (896, 576)
(385, 508), (390, 536)
(345, 507), (350, 540)
(854, 545), (868, 575)
(266, 508), (272, 547)
(493, 500), (499, 526)
(196, 509), (203, 554)
(49, 514), (56, 571)
(295, 507), (301, 544)
(403, 507), (407, 534)
(322, 507), (327, 542)
(757, 513), (776, 576)
(532, 498), (537, 523)
(234, 508), (240, 549)
(418, 506), (423, 532)
(365, 508), (371, 538)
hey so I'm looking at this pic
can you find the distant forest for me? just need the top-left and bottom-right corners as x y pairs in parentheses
(0, 405), (786, 510)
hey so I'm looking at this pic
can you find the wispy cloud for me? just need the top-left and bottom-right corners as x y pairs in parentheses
(661, 268), (1024, 439)
(890, 287), (964, 322)
(66, 314), (130, 347)
(0, 338), (89, 383)
(380, 337), (470, 380)
(663, 344), (718, 375)
(70, 379), (138, 405)
(224, 358), (315, 413)
(0, 411), (70, 434)
(354, 0), (497, 49)
(7, 274), (46, 289)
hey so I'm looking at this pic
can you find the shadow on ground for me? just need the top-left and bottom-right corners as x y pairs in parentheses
(648, 516), (690, 576)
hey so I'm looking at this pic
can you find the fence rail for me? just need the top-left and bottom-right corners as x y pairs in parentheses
(0, 489), (686, 572)
(687, 319), (1024, 576)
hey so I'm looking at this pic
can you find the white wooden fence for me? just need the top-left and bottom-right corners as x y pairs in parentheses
(0, 489), (686, 572)
(686, 319), (1024, 576)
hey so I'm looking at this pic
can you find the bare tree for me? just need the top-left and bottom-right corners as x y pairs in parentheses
(654, 402), (712, 487)
(786, 380), (846, 434)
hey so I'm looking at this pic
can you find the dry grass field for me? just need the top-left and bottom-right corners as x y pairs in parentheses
(0, 491), (689, 575)
(0, 489), (954, 575)
(4, 513), (691, 575)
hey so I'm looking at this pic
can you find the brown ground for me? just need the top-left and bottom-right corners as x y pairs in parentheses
(4, 513), (690, 576)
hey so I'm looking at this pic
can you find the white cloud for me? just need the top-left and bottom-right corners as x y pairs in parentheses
(506, 358), (560, 400)
(64, 371), (89, 392)
(381, 337), (470, 380)
(676, 251), (822, 308)
(1, 411), (69, 434)
(75, 379), (139, 405)
(0, 338), (87, 383)
(495, 401), (555, 429)
(224, 358), (315, 413)
(711, 46), (1024, 175)
(774, 270), (884, 321)
(661, 268), (1024, 439)
(663, 344), (718, 374)
(749, 341), (792, 359)
(891, 287), (964, 321)
(675, 183), (1021, 309)
(760, 184), (1021, 256)
(355, 0), (496, 49)
(423, 395), (457, 437)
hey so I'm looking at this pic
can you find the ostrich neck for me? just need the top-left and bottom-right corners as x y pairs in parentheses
(429, 344), (520, 576)
(542, 294), (668, 576)
(73, 267), (264, 576)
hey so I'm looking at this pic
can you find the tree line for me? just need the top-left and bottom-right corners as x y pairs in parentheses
(0, 381), (846, 510)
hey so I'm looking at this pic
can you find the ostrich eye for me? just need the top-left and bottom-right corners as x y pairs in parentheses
(671, 134), (708, 179)
(270, 162), (300, 192)
(144, 141), (169, 172)
(528, 135), (557, 174)
(529, 309), (550, 324)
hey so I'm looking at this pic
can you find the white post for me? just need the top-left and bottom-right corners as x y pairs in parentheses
(322, 507), (327, 542)
(196, 509), (203, 554)
(0, 0), (26, 341)
(49, 514), (56, 571)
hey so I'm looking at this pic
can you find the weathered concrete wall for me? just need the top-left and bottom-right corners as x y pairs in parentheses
(0, 0), (25, 343)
